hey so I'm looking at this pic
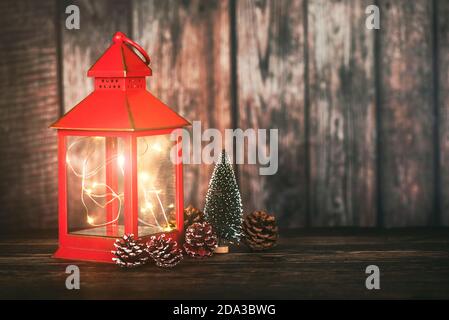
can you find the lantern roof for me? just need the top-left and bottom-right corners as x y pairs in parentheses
(87, 32), (152, 78)
(51, 32), (190, 131)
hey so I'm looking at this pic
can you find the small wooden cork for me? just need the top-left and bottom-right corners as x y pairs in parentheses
(215, 246), (229, 254)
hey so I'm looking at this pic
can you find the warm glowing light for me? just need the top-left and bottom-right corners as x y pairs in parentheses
(152, 143), (162, 152)
(117, 154), (125, 167)
(66, 136), (172, 230)
(145, 202), (154, 210)
(140, 171), (150, 182)
(66, 137), (124, 228)
(168, 203), (174, 209)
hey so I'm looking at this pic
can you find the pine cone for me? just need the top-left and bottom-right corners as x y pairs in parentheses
(243, 211), (278, 251)
(146, 234), (183, 268)
(168, 205), (203, 229)
(184, 222), (218, 258)
(112, 234), (149, 268)
(184, 205), (204, 228)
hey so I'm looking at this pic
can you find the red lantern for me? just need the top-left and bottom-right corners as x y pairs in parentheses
(50, 32), (189, 263)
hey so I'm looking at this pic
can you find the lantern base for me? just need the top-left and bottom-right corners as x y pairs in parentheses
(54, 246), (115, 264)
(54, 230), (183, 263)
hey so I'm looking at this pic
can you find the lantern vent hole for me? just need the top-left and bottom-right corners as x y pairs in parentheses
(94, 77), (145, 90)
(95, 78), (124, 90)
(126, 78), (145, 89)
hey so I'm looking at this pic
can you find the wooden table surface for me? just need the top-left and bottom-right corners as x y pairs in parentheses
(0, 229), (448, 299)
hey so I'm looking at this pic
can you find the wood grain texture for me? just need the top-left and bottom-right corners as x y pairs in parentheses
(437, 0), (449, 226)
(236, 0), (306, 227)
(133, 0), (232, 210)
(308, 0), (377, 227)
(378, 0), (435, 227)
(0, 0), (447, 230)
(0, 230), (448, 299)
(61, 0), (131, 111)
(0, 0), (59, 230)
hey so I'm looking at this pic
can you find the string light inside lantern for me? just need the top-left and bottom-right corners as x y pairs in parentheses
(66, 136), (172, 231)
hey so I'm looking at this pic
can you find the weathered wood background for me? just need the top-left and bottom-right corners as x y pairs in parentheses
(0, 0), (448, 231)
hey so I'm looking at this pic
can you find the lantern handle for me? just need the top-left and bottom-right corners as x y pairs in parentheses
(113, 32), (151, 66)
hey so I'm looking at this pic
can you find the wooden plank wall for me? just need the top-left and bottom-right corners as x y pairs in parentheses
(437, 0), (449, 226)
(0, 0), (59, 230)
(236, 0), (307, 227)
(378, 0), (435, 227)
(0, 0), (448, 231)
(307, 0), (376, 226)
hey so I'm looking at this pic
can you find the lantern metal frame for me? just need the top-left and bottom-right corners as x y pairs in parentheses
(54, 129), (184, 263)
(51, 32), (189, 263)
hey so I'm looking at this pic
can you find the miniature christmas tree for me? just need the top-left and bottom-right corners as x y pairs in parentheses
(204, 150), (243, 250)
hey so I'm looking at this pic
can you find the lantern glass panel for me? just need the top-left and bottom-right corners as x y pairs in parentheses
(66, 136), (125, 237)
(137, 135), (176, 236)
